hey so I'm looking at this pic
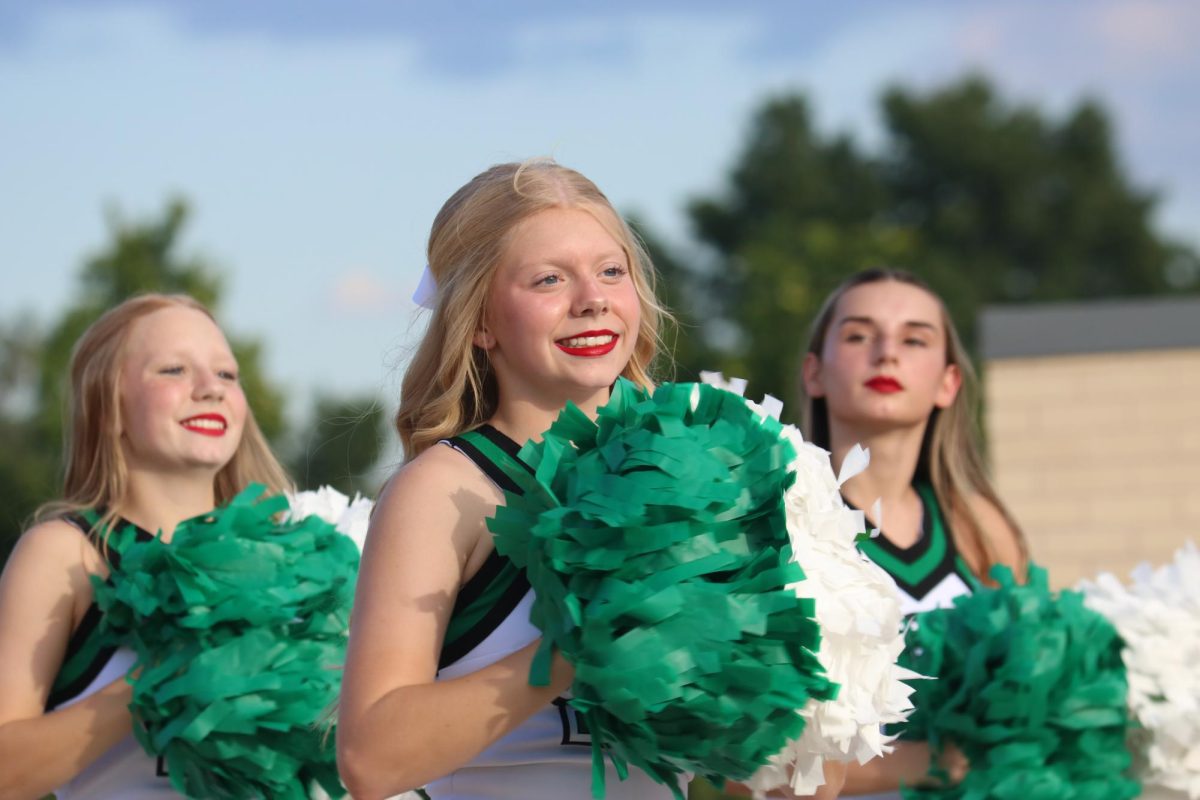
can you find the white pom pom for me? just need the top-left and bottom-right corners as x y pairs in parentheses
(287, 486), (374, 553)
(1079, 542), (1200, 799)
(699, 370), (748, 397)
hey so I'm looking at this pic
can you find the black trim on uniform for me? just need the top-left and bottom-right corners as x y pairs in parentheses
(475, 424), (535, 473)
(857, 500), (934, 566)
(45, 605), (117, 711)
(61, 511), (92, 534)
(893, 540), (963, 600)
(438, 573), (531, 670)
(437, 426), (534, 671)
(849, 491), (966, 601)
(553, 696), (593, 746)
(448, 434), (522, 495)
(62, 511), (156, 570)
(454, 549), (507, 610)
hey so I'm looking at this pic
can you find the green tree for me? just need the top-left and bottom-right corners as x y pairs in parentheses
(0, 316), (54, 556)
(288, 395), (386, 497)
(677, 95), (922, 404)
(670, 76), (1198, 415)
(878, 77), (1185, 322)
(627, 214), (720, 383)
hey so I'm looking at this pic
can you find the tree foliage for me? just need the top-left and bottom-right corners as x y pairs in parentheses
(669, 76), (1199, 416)
(627, 214), (720, 384)
(287, 394), (386, 499)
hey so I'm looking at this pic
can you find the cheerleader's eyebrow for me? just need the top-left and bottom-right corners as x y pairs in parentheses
(837, 316), (937, 331)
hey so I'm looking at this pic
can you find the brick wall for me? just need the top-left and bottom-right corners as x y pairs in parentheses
(984, 348), (1200, 588)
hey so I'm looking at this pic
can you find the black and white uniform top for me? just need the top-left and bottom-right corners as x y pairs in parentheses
(846, 483), (977, 800)
(425, 425), (684, 800)
(46, 511), (181, 799)
(855, 483), (976, 618)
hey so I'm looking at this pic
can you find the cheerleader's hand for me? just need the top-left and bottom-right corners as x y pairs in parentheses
(931, 741), (968, 786)
(815, 761), (846, 798)
(547, 643), (576, 694)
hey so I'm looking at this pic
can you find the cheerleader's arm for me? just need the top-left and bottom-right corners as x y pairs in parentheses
(337, 446), (574, 800)
(0, 520), (135, 800)
(840, 740), (968, 794)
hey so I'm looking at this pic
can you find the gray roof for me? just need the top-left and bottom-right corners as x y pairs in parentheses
(980, 296), (1200, 359)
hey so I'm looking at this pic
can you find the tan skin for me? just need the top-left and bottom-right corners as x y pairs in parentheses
(337, 208), (843, 800)
(0, 307), (247, 800)
(803, 281), (1023, 796)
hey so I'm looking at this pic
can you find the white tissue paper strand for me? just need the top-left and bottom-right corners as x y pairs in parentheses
(700, 372), (919, 797)
(286, 485), (374, 553)
(1079, 542), (1200, 800)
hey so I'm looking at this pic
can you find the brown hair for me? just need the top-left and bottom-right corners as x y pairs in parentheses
(36, 293), (291, 542)
(395, 158), (669, 458)
(802, 267), (1027, 578)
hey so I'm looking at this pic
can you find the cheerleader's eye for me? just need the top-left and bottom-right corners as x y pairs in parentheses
(601, 264), (628, 279)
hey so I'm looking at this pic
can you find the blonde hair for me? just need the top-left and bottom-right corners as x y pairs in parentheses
(396, 158), (669, 458)
(36, 293), (291, 543)
(801, 268), (1028, 578)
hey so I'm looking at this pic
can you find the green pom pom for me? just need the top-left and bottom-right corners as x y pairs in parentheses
(488, 379), (837, 799)
(91, 485), (358, 799)
(898, 564), (1139, 800)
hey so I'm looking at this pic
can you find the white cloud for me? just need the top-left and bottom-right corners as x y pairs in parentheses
(331, 269), (403, 314)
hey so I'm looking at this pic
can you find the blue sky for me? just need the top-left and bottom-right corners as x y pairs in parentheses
(2, 0), (1197, 424)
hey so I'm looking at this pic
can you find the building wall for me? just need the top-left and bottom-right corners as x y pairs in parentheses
(985, 347), (1200, 588)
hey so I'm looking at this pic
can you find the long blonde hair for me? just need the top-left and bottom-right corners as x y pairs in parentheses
(396, 158), (669, 458)
(36, 293), (291, 541)
(802, 268), (1028, 578)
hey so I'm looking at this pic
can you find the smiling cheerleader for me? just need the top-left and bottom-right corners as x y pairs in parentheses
(0, 294), (293, 799)
(337, 159), (845, 800)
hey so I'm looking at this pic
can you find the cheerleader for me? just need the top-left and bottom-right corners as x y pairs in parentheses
(337, 159), (842, 800)
(799, 268), (1027, 797)
(0, 294), (290, 799)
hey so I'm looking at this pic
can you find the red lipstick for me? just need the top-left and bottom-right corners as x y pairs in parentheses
(864, 376), (903, 394)
(180, 413), (228, 436)
(555, 329), (619, 357)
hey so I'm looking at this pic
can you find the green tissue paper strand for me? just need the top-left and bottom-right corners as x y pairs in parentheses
(897, 564), (1139, 800)
(487, 378), (837, 799)
(91, 484), (359, 799)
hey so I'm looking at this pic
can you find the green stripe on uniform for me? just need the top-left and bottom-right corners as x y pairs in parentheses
(53, 622), (105, 691)
(456, 429), (534, 492)
(441, 429), (532, 655)
(857, 483), (947, 586)
(442, 561), (523, 650)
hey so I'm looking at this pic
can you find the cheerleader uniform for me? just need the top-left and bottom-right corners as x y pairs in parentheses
(46, 511), (180, 800)
(855, 483), (976, 618)
(424, 425), (683, 800)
